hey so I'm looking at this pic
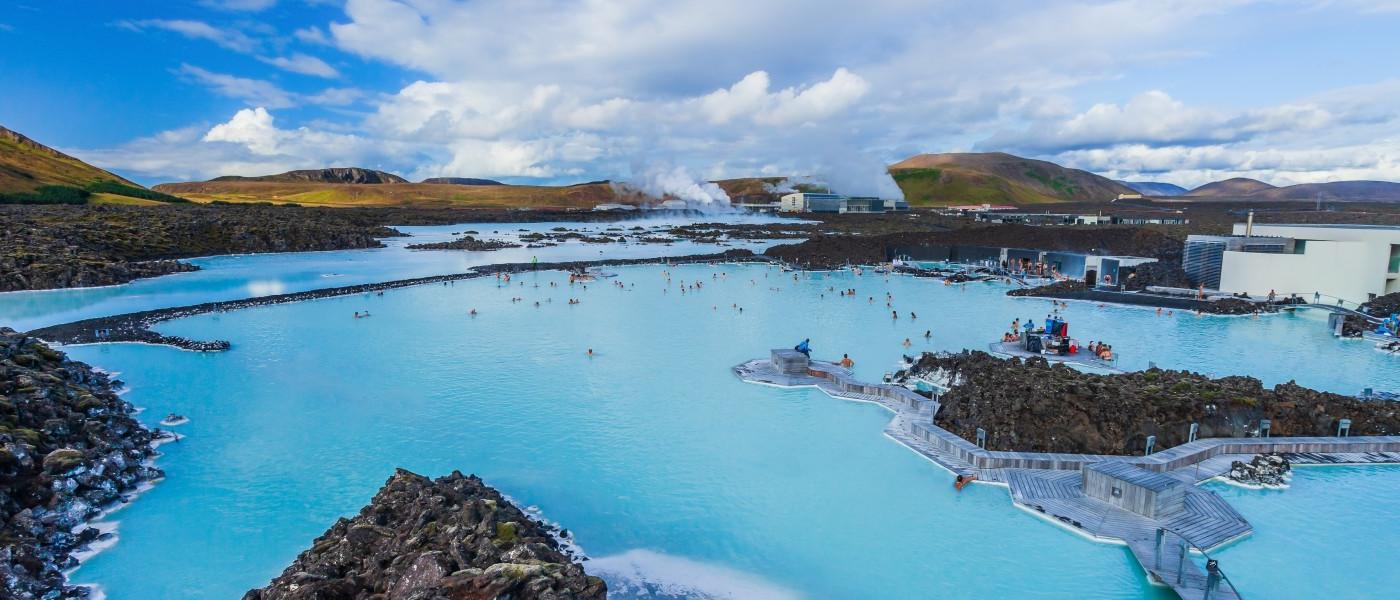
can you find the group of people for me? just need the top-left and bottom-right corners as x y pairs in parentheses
(352, 310), (372, 318)
(1086, 341), (1114, 361)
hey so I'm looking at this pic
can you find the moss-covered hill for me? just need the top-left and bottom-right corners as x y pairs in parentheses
(0, 125), (187, 205)
(889, 152), (1136, 206)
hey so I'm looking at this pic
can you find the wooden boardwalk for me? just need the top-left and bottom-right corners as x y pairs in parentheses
(734, 354), (1400, 599)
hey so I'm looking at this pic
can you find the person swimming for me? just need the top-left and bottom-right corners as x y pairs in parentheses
(840, 353), (854, 368)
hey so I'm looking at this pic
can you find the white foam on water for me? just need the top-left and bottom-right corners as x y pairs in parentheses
(588, 549), (801, 600)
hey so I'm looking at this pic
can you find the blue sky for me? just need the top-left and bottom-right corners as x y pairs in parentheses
(3, 0), (1400, 190)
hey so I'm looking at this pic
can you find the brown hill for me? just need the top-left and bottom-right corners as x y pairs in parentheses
(0, 125), (139, 193)
(152, 179), (618, 209)
(888, 152), (1135, 205)
(1185, 177), (1276, 197)
(1254, 181), (1400, 202)
(211, 167), (408, 185)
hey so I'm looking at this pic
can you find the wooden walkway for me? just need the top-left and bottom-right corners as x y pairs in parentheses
(734, 354), (1400, 599)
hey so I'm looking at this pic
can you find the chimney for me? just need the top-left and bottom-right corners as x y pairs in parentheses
(1245, 210), (1254, 237)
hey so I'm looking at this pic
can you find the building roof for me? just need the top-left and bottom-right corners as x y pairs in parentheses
(1084, 461), (1183, 492)
(1243, 223), (1400, 231)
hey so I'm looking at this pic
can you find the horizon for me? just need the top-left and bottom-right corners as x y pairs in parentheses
(4, 1), (1400, 191)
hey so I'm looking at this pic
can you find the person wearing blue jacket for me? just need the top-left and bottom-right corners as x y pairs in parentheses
(794, 338), (811, 357)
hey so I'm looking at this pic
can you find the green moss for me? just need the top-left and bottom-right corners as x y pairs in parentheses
(493, 521), (519, 546)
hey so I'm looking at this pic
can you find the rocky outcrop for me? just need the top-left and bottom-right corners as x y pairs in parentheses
(211, 168), (408, 185)
(1007, 280), (1087, 296)
(906, 350), (1400, 455)
(0, 204), (403, 291)
(407, 236), (522, 251)
(0, 328), (164, 599)
(244, 469), (605, 600)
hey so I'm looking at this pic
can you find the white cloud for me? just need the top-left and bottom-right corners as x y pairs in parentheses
(120, 19), (259, 52)
(177, 64), (298, 109)
(258, 53), (339, 78)
(87, 0), (1400, 188)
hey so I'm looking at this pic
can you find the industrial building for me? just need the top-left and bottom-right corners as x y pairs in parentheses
(1185, 223), (1400, 304)
(778, 192), (908, 214)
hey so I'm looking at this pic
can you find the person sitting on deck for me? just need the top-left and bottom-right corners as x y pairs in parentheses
(840, 354), (854, 369)
(794, 338), (811, 358)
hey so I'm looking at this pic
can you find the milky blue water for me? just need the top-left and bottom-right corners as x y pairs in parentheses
(1205, 466), (1400, 598)
(4, 217), (1398, 599)
(0, 215), (792, 332)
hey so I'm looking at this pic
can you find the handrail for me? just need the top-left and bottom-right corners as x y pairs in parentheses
(1155, 527), (1246, 599)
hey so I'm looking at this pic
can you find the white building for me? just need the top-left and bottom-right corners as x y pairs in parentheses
(1213, 224), (1400, 304)
(779, 192), (844, 213)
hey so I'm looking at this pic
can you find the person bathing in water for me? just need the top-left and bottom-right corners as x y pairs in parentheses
(840, 353), (854, 368)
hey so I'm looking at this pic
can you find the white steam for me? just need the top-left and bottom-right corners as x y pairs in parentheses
(617, 161), (733, 211)
(762, 150), (904, 200)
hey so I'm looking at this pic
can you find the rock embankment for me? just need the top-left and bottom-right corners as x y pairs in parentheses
(406, 235), (523, 251)
(1, 204), (402, 291)
(244, 469), (605, 600)
(0, 328), (164, 598)
(906, 350), (1400, 455)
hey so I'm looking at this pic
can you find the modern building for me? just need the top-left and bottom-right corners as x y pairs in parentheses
(842, 196), (884, 213)
(1187, 223), (1400, 304)
(883, 198), (911, 212)
(592, 203), (638, 212)
(974, 212), (1110, 225)
(779, 192), (905, 214)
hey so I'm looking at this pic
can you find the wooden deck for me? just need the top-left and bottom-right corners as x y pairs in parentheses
(734, 354), (1400, 600)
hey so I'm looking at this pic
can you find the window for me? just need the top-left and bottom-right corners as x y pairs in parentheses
(1111, 486), (1123, 498)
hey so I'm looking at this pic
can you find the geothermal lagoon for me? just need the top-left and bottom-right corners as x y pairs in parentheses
(7, 216), (1399, 599)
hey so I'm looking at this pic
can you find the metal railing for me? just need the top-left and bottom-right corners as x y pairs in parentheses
(1154, 527), (1245, 599)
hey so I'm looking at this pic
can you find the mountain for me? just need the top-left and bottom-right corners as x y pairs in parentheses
(1116, 181), (1188, 196)
(211, 168), (408, 185)
(1185, 177), (1276, 197)
(0, 125), (138, 193)
(420, 177), (505, 186)
(1249, 181), (1400, 203)
(888, 152), (1136, 205)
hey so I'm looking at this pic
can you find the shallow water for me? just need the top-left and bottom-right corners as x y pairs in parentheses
(0, 214), (791, 331)
(1205, 466), (1400, 598)
(48, 260), (1397, 599)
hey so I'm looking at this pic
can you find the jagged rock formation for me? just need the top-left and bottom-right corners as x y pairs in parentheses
(908, 350), (1400, 455)
(244, 469), (605, 600)
(407, 235), (522, 251)
(0, 328), (164, 599)
(211, 168), (408, 185)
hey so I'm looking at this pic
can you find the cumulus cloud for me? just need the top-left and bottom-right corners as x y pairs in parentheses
(83, 0), (1400, 188)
